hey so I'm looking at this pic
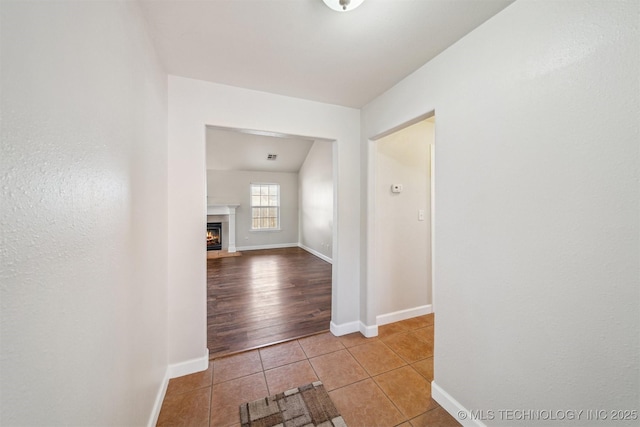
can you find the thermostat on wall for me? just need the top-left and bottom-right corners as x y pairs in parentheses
(391, 184), (403, 193)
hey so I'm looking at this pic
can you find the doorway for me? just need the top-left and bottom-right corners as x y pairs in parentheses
(366, 113), (435, 330)
(205, 126), (336, 358)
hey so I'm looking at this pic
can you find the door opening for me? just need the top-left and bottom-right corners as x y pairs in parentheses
(373, 116), (434, 325)
(204, 125), (336, 358)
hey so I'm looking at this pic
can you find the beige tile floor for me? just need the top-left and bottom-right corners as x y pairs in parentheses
(157, 314), (460, 427)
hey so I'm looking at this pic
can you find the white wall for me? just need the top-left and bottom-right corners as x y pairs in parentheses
(168, 76), (361, 367)
(363, 0), (639, 423)
(299, 141), (334, 261)
(207, 170), (299, 249)
(375, 120), (433, 323)
(0, 1), (168, 426)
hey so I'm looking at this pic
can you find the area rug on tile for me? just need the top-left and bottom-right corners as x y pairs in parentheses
(239, 381), (347, 427)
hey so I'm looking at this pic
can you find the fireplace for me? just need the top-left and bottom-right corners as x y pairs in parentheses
(206, 222), (222, 251)
(206, 204), (239, 253)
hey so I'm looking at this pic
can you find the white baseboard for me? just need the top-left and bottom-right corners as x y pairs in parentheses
(330, 320), (378, 338)
(236, 243), (298, 251)
(237, 243), (332, 262)
(338, 305), (430, 341)
(148, 350), (210, 426)
(432, 381), (486, 427)
(360, 322), (378, 338)
(298, 243), (333, 264)
(330, 320), (359, 336)
(147, 370), (170, 427)
(376, 304), (433, 326)
(167, 349), (209, 379)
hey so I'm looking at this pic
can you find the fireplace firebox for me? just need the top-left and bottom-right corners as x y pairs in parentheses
(207, 222), (222, 251)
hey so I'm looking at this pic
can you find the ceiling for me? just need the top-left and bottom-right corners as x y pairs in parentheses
(206, 127), (317, 172)
(139, 0), (514, 108)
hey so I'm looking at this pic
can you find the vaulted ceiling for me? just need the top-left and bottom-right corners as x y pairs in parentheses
(206, 127), (316, 172)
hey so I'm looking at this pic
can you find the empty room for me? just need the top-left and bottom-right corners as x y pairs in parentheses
(1, 1), (638, 426)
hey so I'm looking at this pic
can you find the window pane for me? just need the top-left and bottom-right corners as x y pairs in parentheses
(250, 184), (280, 229)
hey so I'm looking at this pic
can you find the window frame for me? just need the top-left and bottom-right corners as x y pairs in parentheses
(249, 183), (281, 231)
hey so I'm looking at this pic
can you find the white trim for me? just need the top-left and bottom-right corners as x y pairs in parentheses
(376, 304), (433, 326)
(147, 370), (170, 427)
(329, 320), (378, 338)
(432, 381), (486, 427)
(330, 320), (359, 336)
(167, 349), (209, 379)
(206, 204), (239, 216)
(330, 139), (339, 336)
(298, 243), (333, 264)
(148, 350), (209, 427)
(360, 322), (378, 338)
(236, 243), (298, 251)
(369, 112), (435, 142)
(430, 141), (436, 312)
(365, 138), (377, 327)
(206, 204), (239, 252)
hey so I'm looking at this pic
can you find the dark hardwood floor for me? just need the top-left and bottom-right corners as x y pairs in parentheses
(207, 247), (332, 359)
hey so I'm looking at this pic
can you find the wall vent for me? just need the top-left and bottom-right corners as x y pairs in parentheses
(267, 154), (277, 160)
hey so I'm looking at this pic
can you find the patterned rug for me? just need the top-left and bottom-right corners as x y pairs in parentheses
(239, 381), (347, 427)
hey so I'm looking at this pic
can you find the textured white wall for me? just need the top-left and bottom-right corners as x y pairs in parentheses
(299, 141), (334, 260)
(375, 120), (433, 320)
(0, 1), (168, 426)
(363, 0), (639, 423)
(207, 170), (300, 248)
(168, 76), (361, 366)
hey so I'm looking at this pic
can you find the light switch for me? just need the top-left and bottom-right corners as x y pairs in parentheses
(418, 209), (425, 221)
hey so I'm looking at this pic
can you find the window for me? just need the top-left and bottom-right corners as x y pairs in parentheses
(251, 183), (280, 230)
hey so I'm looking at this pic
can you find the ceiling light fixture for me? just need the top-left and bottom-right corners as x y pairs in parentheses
(322, 0), (364, 12)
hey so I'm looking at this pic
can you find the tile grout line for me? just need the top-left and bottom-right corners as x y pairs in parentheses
(207, 385), (213, 427)
(305, 341), (322, 386)
(213, 318), (434, 425)
(160, 315), (440, 427)
(208, 360), (214, 427)
(371, 368), (409, 424)
(358, 324), (432, 424)
(257, 346), (270, 396)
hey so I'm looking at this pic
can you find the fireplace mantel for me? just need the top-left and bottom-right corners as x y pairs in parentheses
(206, 204), (239, 216)
(206, 204), (239, 252)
